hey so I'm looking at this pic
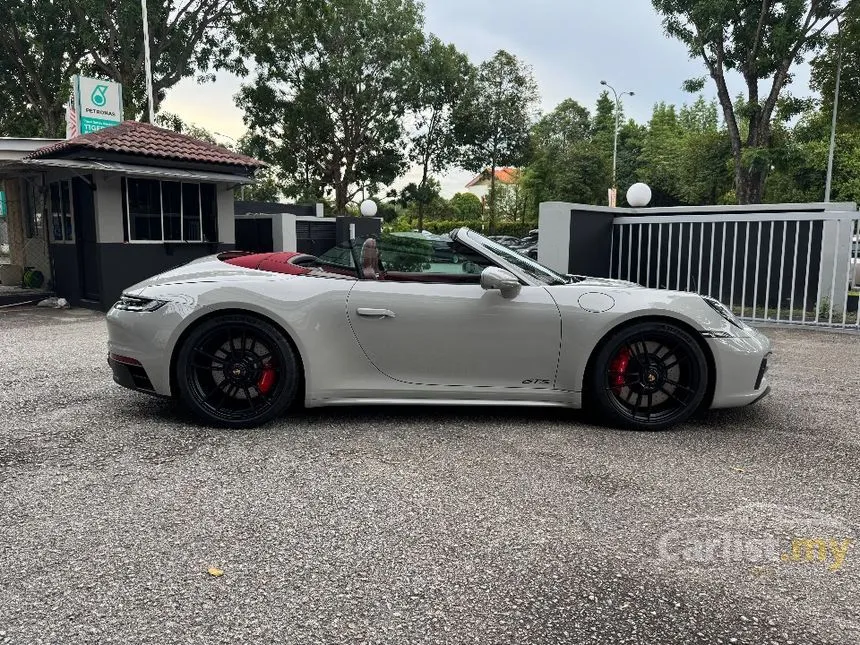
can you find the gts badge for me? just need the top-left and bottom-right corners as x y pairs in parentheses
(522, 378), (551, 385)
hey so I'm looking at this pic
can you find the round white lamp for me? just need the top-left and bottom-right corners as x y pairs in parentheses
(626, 183), (652, 208)
(359, 199), (378, 217)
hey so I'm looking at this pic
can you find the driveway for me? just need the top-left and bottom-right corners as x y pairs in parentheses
(1, 308), (858, 644)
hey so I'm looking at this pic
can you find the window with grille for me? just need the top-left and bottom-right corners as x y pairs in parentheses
(122, 178), (218, 243)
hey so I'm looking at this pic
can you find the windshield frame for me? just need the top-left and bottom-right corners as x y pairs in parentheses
(452, 228), (568, 286)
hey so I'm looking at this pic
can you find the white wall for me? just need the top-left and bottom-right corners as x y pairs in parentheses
(217, 186), (235, 244)
(537, 202), (573, 273)
(92, 175), (238, 245)
(94, 173), (124, 243)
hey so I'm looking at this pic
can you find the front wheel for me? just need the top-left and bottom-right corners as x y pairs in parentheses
(176, 314), (299, 428)
(587, 322), (708, 431)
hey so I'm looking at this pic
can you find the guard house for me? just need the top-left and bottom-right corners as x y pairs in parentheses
(0, 121), (262, 309)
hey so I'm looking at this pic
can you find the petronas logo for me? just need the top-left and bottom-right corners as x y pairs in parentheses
(91, 85), (109, 107)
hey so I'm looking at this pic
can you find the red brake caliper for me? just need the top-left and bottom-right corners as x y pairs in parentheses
(609, 348), (630, 393)
(257, 362), (277, 395)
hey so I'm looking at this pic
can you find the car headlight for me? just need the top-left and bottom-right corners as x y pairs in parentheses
(113, 295), (166, 312)
(701, 295), (743, 329)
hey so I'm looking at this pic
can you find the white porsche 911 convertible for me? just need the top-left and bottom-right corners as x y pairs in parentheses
(106, 227), (771, 430)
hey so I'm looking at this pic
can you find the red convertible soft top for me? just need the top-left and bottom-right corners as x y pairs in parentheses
(221, 251), (314, 276)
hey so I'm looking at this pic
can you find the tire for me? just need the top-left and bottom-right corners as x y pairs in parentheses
(176, 314), (299, 428)
(587, 321), (708, 431)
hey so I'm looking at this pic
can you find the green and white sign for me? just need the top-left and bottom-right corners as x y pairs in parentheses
(68, 74), (124, 136)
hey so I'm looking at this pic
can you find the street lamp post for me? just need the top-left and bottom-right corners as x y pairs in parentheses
(141, 0), (155, 123)
(824, 12), (843, 203)
(600, 80), (634, 207)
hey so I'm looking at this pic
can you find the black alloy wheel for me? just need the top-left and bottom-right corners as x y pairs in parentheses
(176, 314), (298, 427)
(588, 322), (708, 430)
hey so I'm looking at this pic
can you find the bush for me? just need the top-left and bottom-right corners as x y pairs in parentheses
(422, 220), (467, 235)
(418, 220), (538, 237)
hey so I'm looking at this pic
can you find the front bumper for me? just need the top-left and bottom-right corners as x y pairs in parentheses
(106, 305), (182, 397)
(107, 354), (159, 394)
(707, 327), (773, 409)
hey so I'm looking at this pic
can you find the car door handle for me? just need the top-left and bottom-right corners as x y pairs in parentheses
(356, 308), (396, 319)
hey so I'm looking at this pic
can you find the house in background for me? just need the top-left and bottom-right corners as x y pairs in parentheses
(464, 167), (519, 202)
(0, 120), (263, 309)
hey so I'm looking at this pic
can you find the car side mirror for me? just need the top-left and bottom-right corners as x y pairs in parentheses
(480, 266), (521, 299)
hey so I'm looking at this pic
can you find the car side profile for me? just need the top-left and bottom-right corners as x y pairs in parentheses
(106, 228), (771, 430)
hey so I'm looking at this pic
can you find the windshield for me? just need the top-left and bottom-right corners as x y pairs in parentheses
(461, 229), (568, 286)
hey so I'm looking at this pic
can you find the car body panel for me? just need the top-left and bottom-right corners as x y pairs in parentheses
(346, 280), (561, 388)
(106, 227), (772, 418)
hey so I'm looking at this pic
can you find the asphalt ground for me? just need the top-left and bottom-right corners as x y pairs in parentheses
(0, 307), (858, 644)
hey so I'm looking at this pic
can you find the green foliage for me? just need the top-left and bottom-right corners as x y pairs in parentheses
(235, 0), (425, 212)
(765, 107), (860, 204)
(0, 1), (86, 136)
(454, 50), (539, 231)
(397, 179), (453, 222)
(78, 0), (236, 121)
(652, 0), (848, 203)
(520, 98), (610, 212)
(155, 112), (219, 143)
(448, 192), (482, 221)
(379, 232), (433, 271)
(811, 1), (860, 126)
(0, 0), (234, 136)
(418, 220), (534, 237)
(407, 35), (474, 231)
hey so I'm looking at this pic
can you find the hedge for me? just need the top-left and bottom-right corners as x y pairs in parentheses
(420, 220), (538, 238)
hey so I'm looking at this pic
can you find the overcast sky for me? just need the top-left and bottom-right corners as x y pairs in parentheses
(160, 0), (816, 198)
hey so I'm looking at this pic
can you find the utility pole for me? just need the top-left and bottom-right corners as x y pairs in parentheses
(600, 80), (634, 207)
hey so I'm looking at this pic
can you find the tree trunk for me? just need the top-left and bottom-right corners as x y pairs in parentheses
(43, 105), (66, 139)
(488, 164), (497, 234)
(417, 201), (424, 233)
(335, 182), (348, 214)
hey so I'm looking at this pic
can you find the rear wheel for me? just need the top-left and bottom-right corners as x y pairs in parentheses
(588, 322), (708, 431)
(176, 314), (298, 428)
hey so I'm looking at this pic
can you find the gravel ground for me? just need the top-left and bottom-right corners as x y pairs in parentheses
(0, 307), (858, 645)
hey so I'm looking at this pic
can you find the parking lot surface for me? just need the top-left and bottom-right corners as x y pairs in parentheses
(1, 307), (858, 644)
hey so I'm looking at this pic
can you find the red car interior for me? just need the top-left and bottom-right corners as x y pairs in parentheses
(221, 250), (482, 285)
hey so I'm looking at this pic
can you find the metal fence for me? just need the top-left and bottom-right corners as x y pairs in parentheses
(610, 205), (860, 329)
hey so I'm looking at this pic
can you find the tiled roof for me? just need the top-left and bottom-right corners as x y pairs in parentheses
(465, 167), (519, 187)
(26, 121), (264, 169)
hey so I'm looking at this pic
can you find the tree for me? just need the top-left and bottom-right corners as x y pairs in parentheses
(234, 0), (425, 212)
(638, 103), (685, 200)
(635, 98), (734, 206)
(766, 107), (860, 204)
(449, 192), (483, 221)
(0, 0), (236, 136)
(494, 181), (530, 224)
(455, 50), (539, 232)
(407, 36), (474, 232)
(810, 1), (860, 126)
(76, 0), (237, 121)
(155, 111), (219, 142)
(156, 113), (281, 201)
(652, 0), (849, 204)
(397, 179), (450, 223)
(0, 1), (87, 136)
(519, 98), (610, 211)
